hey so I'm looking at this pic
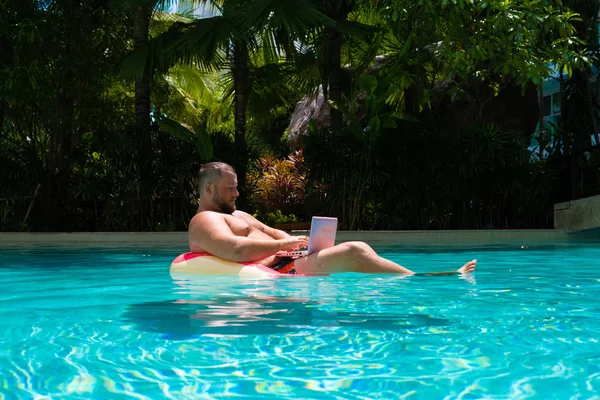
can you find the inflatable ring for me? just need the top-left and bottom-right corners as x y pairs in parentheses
(170, 252), (284, 276)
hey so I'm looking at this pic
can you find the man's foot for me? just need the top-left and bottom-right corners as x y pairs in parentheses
(457, 259), (477, 274)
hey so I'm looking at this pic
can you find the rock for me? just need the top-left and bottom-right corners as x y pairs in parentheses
(287, 85), (331, 150)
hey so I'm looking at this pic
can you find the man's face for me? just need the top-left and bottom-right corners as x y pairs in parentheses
(210, 171), (239, 214)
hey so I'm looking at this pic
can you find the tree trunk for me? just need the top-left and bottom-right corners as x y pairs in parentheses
(559, 67), (565, 155)
(43, 2), (78, 230)
(583, 68), (598, 148)
(537, 84), (546, 157)
(592, 65), (600, 146)
(324, 0), (350, 130)
(0, 101), (4, 139)
(571, 153), (581, 199)
(233, 41), (249, 210)
(133, 5), (151, 133)
(589, 1), (600, 145)
(0, 31), (5, 139)
(133, 4), (153, 229)
(327, 26), (343, 129)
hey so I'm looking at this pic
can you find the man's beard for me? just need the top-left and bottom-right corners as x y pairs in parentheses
(213, 194), (236, 214)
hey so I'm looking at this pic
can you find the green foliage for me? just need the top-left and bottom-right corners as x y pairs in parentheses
(0, 0), (594, 231)
(0, 0), (223, 231)
(264, 210), (299, 225)
(304, 117), (554, 230)
(247, 150), (309, 222)
(157, 116), (214, 160)
(360, 0), (589, 113)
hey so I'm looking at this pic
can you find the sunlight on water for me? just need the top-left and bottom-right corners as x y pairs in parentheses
(1, 241), (600, 398)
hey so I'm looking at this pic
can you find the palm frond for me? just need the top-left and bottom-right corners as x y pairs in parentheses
(168, 63), (219, 106)
(220, 61), (298, 121)
(246, 63), (298, 117)
(157, 116), (214, 160)
(155, 0), (223, 14)
(226, 0), (332, 40)
(350, 1), (383, 27)
(149, 10), (194, 38)
(252, 29), (282, 66)
(286, 29), (329, 97)
(159, 62), (230, 133)
(118, 16), (233, 81)
(342, 29), (383, 75)
(335, 19), (378, 43)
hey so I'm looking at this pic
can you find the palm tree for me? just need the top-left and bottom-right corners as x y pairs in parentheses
(323, 0), (353, 128)
(126, 0), (170, 133)
(284, 0), (379, 131)
(120, 0), (331, 209)
(132, 2), (153, 134)
(129, 0), (205, 133)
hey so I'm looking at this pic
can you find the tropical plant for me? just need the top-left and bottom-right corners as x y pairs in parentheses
(119, 0), (332, 209)
(0, 0), (138, 230)
(0, 0), (595, 232)
(247, 150), (308, 223)
(304, 107), (555, 230)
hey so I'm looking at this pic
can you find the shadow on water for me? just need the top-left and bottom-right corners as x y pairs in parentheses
(121, 295), (449, 339)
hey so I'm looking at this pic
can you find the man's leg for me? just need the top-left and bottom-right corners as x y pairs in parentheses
(293, 241), (477, 275)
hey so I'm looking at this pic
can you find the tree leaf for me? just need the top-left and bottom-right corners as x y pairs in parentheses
(366, 95), (377, 119)
(194, 125), (214, 161)
(359, 75), (378, 95)
(158, 117), (213, 161)
(382, 117), (397, 129)
(157, 117), (195, 143)
(367, 116), (381, 136)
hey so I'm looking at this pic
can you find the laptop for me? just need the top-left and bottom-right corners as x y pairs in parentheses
(279, 216), (338, 257)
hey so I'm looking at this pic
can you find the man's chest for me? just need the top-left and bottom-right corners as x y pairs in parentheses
(224, 215), (254, 236)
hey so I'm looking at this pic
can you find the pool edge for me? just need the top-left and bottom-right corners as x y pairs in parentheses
(1, 229), (591, 247)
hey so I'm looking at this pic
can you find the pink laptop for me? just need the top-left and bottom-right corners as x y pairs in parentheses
(280, 216), (338, 257)
(307, 216), (338, 254)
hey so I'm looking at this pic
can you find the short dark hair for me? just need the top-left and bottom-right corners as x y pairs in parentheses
(198, 162), (235, 189)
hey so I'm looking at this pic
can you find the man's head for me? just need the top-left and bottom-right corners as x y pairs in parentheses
(198, 162), (238, 214)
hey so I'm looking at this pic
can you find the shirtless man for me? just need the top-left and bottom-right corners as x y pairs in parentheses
(188, 162), (477, 276)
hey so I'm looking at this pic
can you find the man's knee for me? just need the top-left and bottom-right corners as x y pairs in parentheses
(340, 241), (372, 257)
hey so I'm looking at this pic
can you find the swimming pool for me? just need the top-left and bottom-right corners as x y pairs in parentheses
(1, 240), (599, 399)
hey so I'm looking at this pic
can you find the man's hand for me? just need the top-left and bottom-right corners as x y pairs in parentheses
(278, 236), (309, 252)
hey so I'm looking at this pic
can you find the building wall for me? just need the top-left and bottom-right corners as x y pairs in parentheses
(534, 66), (600, 152)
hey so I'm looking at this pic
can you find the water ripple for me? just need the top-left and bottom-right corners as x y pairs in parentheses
(2, 244), (600, 398)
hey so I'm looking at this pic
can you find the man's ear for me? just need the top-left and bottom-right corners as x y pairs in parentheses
(204, 182), (213, 195)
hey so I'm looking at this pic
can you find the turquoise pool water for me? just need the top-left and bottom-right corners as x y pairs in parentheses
(1, 240), (599, 399)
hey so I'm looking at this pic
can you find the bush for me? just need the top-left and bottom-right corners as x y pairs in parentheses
(247, 150), (308, 222)
(303, 118), (554, 230)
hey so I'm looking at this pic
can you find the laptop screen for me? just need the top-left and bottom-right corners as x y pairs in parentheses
(307, 216), (338, 255)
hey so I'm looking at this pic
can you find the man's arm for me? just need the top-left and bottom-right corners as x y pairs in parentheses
(234, 211), (291, 239)
(189, 212), (308, 262)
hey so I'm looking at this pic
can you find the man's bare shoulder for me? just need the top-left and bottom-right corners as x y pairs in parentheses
(190, 211), (228, 230)
(188, 211), (238, 253)
(232, 210), (251, 218)
(232, 210), (262, 226)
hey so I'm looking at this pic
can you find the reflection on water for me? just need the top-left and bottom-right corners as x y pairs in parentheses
(121, 295), (449, 339)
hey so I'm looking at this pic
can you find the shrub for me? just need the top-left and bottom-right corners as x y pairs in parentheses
(248, 150), (307, 222)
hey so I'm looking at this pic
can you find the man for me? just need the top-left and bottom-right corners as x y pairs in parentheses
(188, 162), (477, 276)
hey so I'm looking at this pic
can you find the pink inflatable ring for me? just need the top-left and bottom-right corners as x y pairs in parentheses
(170, 252), (288, 276)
